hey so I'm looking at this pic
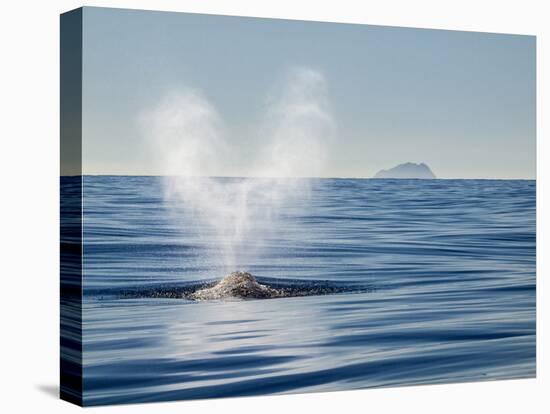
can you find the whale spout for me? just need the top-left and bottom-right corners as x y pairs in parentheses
(190, 271), (281, 300)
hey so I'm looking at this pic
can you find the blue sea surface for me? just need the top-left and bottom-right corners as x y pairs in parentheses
(80, 176), (536, 406)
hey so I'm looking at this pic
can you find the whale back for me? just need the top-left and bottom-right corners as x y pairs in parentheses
(190, 271), (281, 300)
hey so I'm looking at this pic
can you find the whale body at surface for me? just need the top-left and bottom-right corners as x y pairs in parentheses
(189, 271), (282, 300)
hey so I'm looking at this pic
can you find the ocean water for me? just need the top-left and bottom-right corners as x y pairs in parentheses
(79, 176), (535, 406)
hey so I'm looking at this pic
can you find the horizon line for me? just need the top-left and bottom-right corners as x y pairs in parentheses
(62, 173), (536, 181)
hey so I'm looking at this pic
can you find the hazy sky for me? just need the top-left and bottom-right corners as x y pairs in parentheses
(82, 7), (536, 179)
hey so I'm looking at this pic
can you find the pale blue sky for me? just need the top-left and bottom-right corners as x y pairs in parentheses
(82, 7), (536, 179)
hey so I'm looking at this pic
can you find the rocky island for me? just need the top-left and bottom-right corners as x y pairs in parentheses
(373, 162), (436, 179)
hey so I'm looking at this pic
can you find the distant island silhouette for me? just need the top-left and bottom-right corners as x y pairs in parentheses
(374, 162), (436, 179)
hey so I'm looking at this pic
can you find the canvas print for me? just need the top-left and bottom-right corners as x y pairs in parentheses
(60, 7), (536, 406)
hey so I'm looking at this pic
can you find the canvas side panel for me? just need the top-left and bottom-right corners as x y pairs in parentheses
(60, 7), (83, 407)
